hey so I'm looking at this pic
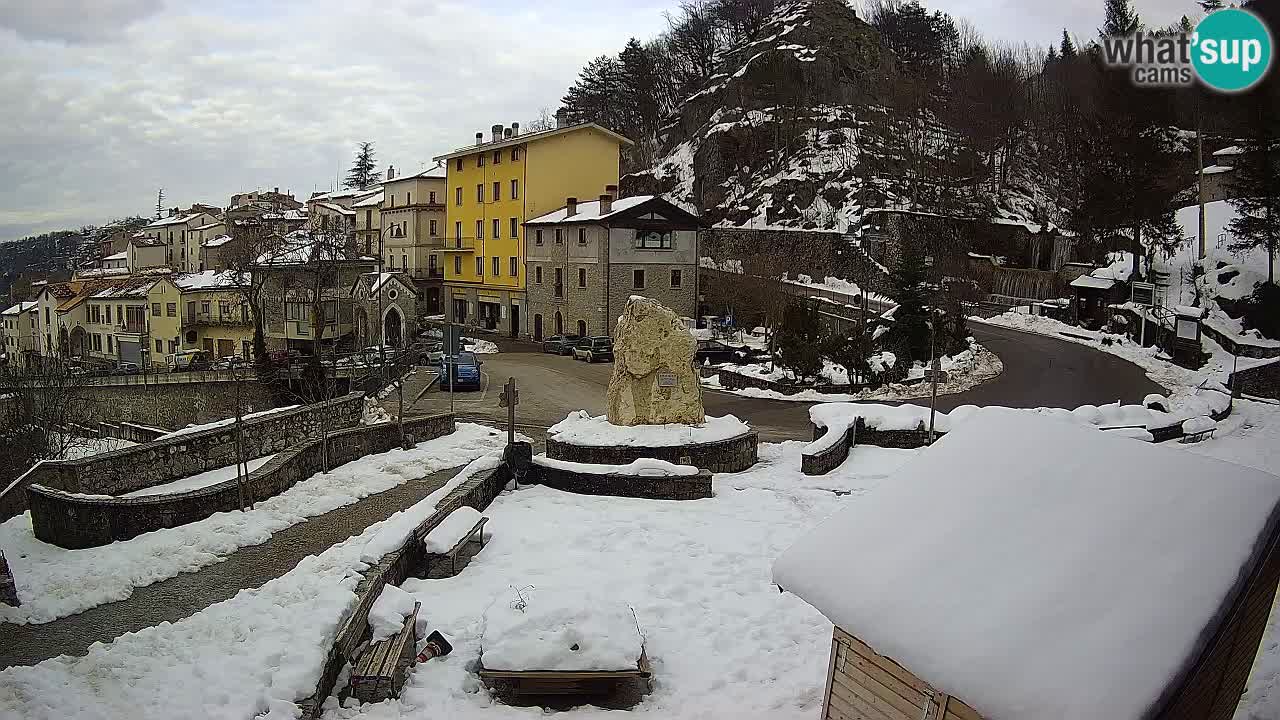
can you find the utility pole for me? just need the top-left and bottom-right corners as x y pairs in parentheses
(927, 305), (939, 445)
(1197, 117), (1208, 261)
(156, 188), (165, 220)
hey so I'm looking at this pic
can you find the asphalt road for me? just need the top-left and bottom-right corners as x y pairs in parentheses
(402, 322), (1166, 443)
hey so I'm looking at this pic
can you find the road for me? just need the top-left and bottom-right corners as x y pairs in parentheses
(398, 322), (1166, 442)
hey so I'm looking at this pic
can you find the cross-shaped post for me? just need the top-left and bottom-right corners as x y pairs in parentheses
(498, 376), (519, 446)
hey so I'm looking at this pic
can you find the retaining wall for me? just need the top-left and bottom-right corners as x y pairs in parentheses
(524, 463), (713, 500)
(98, 421), (169, 444)
(39, 378), (278, 429)
(0, 394), (365, 522)
(545, 431), (759, 473)
(717, 367), (859, 396)
(1233, 360), (1280, 401)
(297, 462), (512, 718)
(1203, 322), (1280, 360)
(802, 423), (857, 475)
(28, 413), (455, 549)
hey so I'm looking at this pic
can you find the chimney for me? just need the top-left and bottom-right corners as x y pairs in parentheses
(476, 131), (484, 145)
(274, 187), (279, 194)
(556, 108), (569, 129)
(599, 194), (612, 215)
(606, 184), (618, 197)
(503, 127), (513, 139)
(387, 165), (396, 180)
(511, 122), (520, 136)
(491, 124), (503, 142)
(566, 197), (578, 217)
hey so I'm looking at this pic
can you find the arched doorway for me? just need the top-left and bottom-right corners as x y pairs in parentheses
(67, 326), (87, 358)
(533, 314), (543, 341)
(576, 319), (587, 337)
(554, 311), (563, 335)
(383, 306), (404, 348)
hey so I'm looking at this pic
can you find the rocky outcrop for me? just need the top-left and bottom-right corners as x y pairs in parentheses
(606, 297), (705, 426)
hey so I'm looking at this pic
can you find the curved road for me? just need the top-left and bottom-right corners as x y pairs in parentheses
(409, 322), (1166, 442)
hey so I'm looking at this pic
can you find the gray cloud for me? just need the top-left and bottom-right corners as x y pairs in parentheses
(0, 0), (164, 43)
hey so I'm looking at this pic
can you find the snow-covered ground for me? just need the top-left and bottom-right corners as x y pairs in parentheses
(121, 455), (275, 498)
(0, 453), (505, 720)
(0, 423), (508, 625)
(548, 411), (750, 446)
(48, 434), (136, 460)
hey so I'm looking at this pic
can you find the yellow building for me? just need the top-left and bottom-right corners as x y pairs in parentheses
(145, 277), (183, 365)
(432, 118), (632, 336)
(175, 271), (254, 360)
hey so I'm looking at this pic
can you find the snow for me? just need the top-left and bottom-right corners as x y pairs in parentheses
(481, 588), (644, 672)
(463, 339), (498, 354)
(0, 423), (508, 625)
(547, 411), (751, 447)
(52, 434), (137, 460)
(368, 584), (419, 642)
(532, 455), (700, 477)
(524, 195), (653, 225)
(1069, 274), (1116, 290)
(173, 269), (246, 290)
(121, 455), (275, 498)
(1183, 415), (1217, 435)
(422, 506), (485, 553)
(774, 408), (1280, 720)
(1201, 165), (1235, 175)
(1, 301), (36, 316)
(156, 405), (301, 439)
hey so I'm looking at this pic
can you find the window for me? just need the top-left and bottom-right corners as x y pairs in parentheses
(406, 192), (411, 205)
(430, 219), (438, 236)
(578, 228), (587, 245)
(476, 184), (484, 202)
(455, 221), (462, 242)
(105, 305), (111, 324)
(511, 179), (519, 199)
(554, 268), (563, 296)
(636, 230), (674, 249)
(492, 257), (500, 276)
(455, 158), (462, 171)
(389, 194), (394, 208)
(476, 257), (484, 276)
(492, 219), (500, 239)
(510, 256), (518, 277)
(155, 339), (162, 352)
(510, 217), (518, 238)
(476, 220), (484, 240)
(201, 300), (211, 314)
(671, 269), (683, 288)
(633, 269), (646, 289)
(493, 150), (501, 164)
(554, 228), (563, 245)
(455, 187), (462, 205)
(512, 147), (520, 161)
(166, 302), (177, 317)
(116, 305), (123, 324)
(577, 319), (587, 337)
(219, 301), (231, 317)
(477, 154), (484, 167)
(535, 228), (543, 246)
(107, 335), (113, 353)
(168, 340), (177, 354)
(578, 268), (587, 288)
(535, 265), (543, 284)
(92, 334), (101, 351)
(493, 181), (500, 201)
(454, 256), (462, 274)
(152, 303), (161, 316)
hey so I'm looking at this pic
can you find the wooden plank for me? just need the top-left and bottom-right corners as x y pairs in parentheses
(834, 659), (921, 719)
(828, 680), (893, 720)
(943, 697), (984, 720)
(837, 629), (933, 696)
(479, 668), (646, 680)
(821, 637), (840, 720)
(839, 645), (928, 711)
(830, 671), (912, 720)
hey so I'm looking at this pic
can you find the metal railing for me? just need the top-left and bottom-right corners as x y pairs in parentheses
(184, 311), (251, 327)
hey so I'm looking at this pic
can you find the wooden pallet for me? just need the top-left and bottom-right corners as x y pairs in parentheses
(349, 602), (419, 704)
(479, 650), (652, 696)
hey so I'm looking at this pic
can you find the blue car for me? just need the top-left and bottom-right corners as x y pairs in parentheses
(440, 352), (483, 391)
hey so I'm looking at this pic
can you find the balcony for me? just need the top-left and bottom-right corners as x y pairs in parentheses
(439, 239), (475, 252)
(184, 311), (251, 328)
(117, 321), (147, 335)
(408, 267), (445, 281)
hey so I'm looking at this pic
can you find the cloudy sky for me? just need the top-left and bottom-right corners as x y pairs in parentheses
(0, 0), (1186, 242)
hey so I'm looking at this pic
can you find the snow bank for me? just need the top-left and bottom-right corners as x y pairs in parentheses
(532, 455), (699, 477)
(774, 409), (1280, 720)
(368, 584), (419, 642)
(1183, 416), (1217, 435)
(481, 588), (644, 672)
(0, 423), (508, 625)
(422, 506), (485, 553)
(157, 405), (300, 440)
(548, 411), (750, 447)
(464, 339), (499, 354)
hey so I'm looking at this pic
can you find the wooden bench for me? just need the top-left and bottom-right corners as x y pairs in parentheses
(1181, 427), (1217, 443)
(349, 601), (420, 704)
(423, 510), (489, 576)
(479, 649), (653, 698)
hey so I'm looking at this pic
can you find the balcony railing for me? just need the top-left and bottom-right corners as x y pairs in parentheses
(439, 239), (475, 252)
(407, 267), (445, 280)
(118, 321), (147, 334)
(184, 311), (251, 327)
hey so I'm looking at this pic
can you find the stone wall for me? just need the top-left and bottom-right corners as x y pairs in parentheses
(1205, 322), (1280, 361)
(1233, 360), (1280, 401)
(524, 463), (713, 500)
(606, 264), (698, 332)
(0, 549), (17, 607)
(297, 462), (512, 719)
(854, 420), (941, 449)
(802, 423), (856, 476)
(0, 394), (365, 522)
(97, 421), (169, 444)
(50, 378), (278, 430)
(545, 431), (758, 474)
(27, 413), (455, 549)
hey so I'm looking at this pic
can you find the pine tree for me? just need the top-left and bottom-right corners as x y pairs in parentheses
(775, 302), (824, 381)
(1061, 29), (1078, 59)
(1100, 0), (1141, 37)
(343, 142), (381, 190)
(1046, 44), (1059, 66)
(889, 243), (931, 362)
(1227, 96), (1280, 285)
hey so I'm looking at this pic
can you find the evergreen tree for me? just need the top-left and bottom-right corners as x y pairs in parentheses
(1061, 29), (1078, 59)
(561, 55), (626, 130)
(889, 243), (931, 362)
(1227, 95), (1280, 285)
(343, 142), (381, 190)
(1100, 0), (1141, 37)
(1046, 45), (1059, 66)
(775, 302), (824, 381)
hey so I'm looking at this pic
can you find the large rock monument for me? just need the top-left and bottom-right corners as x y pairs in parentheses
(606, 296), (705, 426)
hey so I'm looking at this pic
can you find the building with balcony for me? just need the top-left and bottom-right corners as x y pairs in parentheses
(380, 165), (447, 315)
(432, 115), (632, 336)
(524, 194), (701, 340)
(176, 270), (253, 359)
(184, 220), (228, 272)
(142, 209), (221, 270)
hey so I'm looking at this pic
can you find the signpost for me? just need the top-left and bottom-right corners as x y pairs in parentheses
(443, 323), (460, 414)
(498, 377), (519, 445)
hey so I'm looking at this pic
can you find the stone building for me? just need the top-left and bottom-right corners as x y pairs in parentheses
(352, 272), (420, 348)
(379, 166), (448, 315)
(524, 193), (701, 340)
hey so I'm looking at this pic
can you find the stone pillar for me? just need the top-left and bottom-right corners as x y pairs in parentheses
(0, 549), (18, 607)
(606, 296), (705, 426)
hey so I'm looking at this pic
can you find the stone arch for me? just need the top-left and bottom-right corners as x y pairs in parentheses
(533, 313), (543, 341)
(576, 319), (587, 338)
(67, 326), (87, 358)
(383, 305), (404, 348)
(554, 311), (563, 336)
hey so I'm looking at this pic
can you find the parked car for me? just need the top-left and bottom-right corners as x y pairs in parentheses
(412, 341), (444, 365)
(694, 340), (744, 366)
(212, 356), (248, 371)
(117, 362), (141, 374)
(572, 336), (614, 363)
(541, 334), (580, 355)
(170, 349), (212, 372)
(439, 352), (483, 391)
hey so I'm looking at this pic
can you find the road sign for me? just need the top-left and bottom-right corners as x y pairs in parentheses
(443, 324), (461, 356)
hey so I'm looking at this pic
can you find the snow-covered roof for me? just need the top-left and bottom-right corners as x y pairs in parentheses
(102, 251), (127, 261)
(314, 202), (356, 216)
(261, 209), (307, 221)
(254, 231), (374, 266)
(1, 302), (37, 316)
(174, 270), (248, 291)
(433, 122), (634, 162)
(1199, 165), (1235, 175)
(74, 267), (132, 279)
(774, 409), (1280, 720)
(146, 213), (207, 229)
(91, 280), (159, 299)
(353, 191), (384, 208)
(201, 234), (234, 248)
(385, 166), (447, 183)
(1213, 145), (1244, 157)
(309, 187), (381, 203)
(1070, 274), (1116, 290)
(192, 221), (223, 231)
(130, 236), (167, 247)
(524, 195), (681, 225)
